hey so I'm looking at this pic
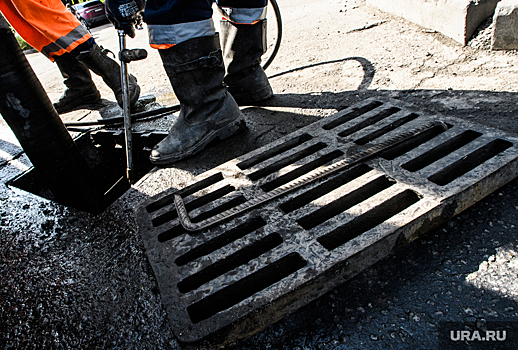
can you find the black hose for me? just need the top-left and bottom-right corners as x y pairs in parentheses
(0, 15), (104, 213)
(262, 0), (282, 71)
(64, 105), (180, 127)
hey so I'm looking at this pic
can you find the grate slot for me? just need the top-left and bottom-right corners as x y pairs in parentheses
(186, 252), (307, 323)
(146, 173), (224, 213)
(354, 113), (420, 145)
(323, 101), (383, 130)
(177, 233), (283, 293)
(237, 134), (313, 170)
(175, 217), (267, 267)
(317, 189), (422, 250)
(337, 107), (401, 138)
(379, 123), (448, 161)
(280, 164), (373, 213)
(157, 196), (247, 243)
(152, 185), (236, 227)
(248, 142), (328, 181)
(157, 225), (188, 243)
(297, 175), (396, 230)
(261, 150), (344, 192)
(402, 130), (482, 172)
(428, 139), (513, 186)
(191, 197), (248, 223)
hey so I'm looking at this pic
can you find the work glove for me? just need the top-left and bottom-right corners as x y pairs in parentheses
(105, 0), (145, 38)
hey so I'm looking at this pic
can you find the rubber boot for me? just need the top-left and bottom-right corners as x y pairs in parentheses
(53, 53), (101, 114)
(220, 19), (273, 105)
(77, 44), (140, 108)
(149, 34), (245, 165)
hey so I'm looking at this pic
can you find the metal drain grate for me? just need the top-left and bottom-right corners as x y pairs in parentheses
(135, 97), (518, 346)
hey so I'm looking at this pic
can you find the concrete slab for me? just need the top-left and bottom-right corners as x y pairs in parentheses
(135, 97), (518, 347)
(491, 0), (518, 50)
(366, 0), (500, 45)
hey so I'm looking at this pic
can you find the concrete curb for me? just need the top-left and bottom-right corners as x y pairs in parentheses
(366, 0), (500, 45)
(492, 0), (518, 50)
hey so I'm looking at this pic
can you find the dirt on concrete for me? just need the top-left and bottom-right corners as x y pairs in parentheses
(1, 0), (518, 349)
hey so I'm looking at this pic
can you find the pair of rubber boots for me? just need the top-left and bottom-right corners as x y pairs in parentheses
(149, 20), (273, 165)
(53, 44), (140, 114)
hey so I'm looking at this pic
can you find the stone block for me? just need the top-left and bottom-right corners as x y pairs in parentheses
(491, 0), (518, 50)
(366, 0), (500, 45)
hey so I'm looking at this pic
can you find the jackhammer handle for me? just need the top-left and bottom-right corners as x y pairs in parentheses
(120, 48), (148, 63)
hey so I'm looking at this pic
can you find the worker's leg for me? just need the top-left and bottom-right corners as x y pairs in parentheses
(1, 0), (140, 111)
(76, 44), (140, 109)
(53, 51), (101, 113)
(217, 0), (273, 105)
(145, 0), (244, 165)
(0, 0), (100, 113)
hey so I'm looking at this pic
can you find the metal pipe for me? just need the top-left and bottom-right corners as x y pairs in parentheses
(118, 29), (134, 183)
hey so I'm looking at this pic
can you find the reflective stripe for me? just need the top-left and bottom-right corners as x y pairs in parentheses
(150, 43), (176, 50)
(148, 18), (215, 48)
(55, 25), (90, 51)
(40, 42), (62, 59)
(218, 6), (267, 24)
(41, 25), (90, 59)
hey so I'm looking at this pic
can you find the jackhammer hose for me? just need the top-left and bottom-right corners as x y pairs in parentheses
(262, 0), (282, 71)
(0, 15), (103, 213)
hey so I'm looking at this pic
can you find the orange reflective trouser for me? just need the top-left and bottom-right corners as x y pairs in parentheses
(0, 0), (91, 61)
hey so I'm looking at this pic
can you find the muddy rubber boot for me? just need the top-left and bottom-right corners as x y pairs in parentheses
(77, 44), (140, 108)
(220, 19), (273, 105)
(53, 53), (101, 114)
(149, 34), (245, 165)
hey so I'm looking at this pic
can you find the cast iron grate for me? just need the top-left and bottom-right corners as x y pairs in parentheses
(135, 98), (518, 347)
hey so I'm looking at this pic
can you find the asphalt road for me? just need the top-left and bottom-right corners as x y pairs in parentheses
(1, 0), (518, 349)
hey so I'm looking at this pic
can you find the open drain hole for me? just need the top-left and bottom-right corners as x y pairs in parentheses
(248, 142), (328, 181)
(157, 196), (247, 243)
(323, 101), (383, 130)
(175, 217), (267, 266)
(337, 107), (401, 138)
(8, 131), (161, 214)
(379, 123), (451, 160)
(177, 233), (283, 293)
(146, 173), (224, 213)
(354, 113), (420, 145)
(317, 189), (422, 250)
(280, 164), (373, 213)
(152, 185), (236, 227)
(428, 138), (513, 186)
(186, 252), (307, 323)
(237, 134), (313, 170)
(402, 130), (482, 172)
(297, 175), (396, 230)
(261, 150), (344, 192)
